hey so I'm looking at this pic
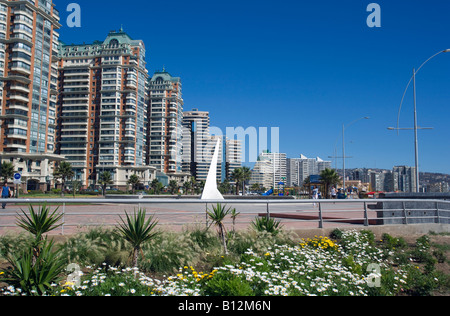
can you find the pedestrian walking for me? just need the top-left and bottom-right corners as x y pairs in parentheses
(331, 187), (337, 199)
(2, 182), (11, 209)
(312, 186), (319, 207)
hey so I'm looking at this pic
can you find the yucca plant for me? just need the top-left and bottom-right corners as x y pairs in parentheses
(16, 204), (63, 265)
(1, 238), (66, 296)
(116, 208), (159, 267)
(207, 203), (231, 255)
(230, 208), (240, 236)
(251, 216), (283, 236)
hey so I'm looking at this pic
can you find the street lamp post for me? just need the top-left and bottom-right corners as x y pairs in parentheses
(389, 49), (450, 193)
(342, 117), (370, 194)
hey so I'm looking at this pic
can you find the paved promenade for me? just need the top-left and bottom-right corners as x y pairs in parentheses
(0, 199), (380, 236)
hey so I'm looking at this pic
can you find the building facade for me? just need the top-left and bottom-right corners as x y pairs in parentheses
(56, 29), (151, 188)
(250, 151), (286, 189)
(0, 0), (65, 191)
(182, 109), (210, 180)
(287, 155), (332, 187)
(182, 109), (242, 182)
(393, 166), (417, 193)
(148, 70), (183, 175)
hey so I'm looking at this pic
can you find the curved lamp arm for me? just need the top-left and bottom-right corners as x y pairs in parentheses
(396, 49), (450, 135)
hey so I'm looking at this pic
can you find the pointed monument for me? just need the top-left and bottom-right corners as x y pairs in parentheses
(201, 138), (224, 200)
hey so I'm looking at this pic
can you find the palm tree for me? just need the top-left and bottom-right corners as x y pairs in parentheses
(71, 180), (82, 197)
(116, 208), (159, 267)
(127, 174), (141, 194)
(230, 208), (240, 236)
(207, 203), (231, 255)
(183, 180), (192, 195)
(168, 180), (178, 195)
(231, 168), (243, 195)
(98, 171), (113, 196)
(241, 166), (252, 196)
(1, 162), (15, 183)
(250, 183), (262, 193)
(150, 179), (163, 195)
(54, 161), (74, 196)
(218, 180), (231, 195)
(320, 168), (341, 198)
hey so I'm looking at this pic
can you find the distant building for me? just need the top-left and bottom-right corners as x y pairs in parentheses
(287, 155), (332, 187)
(182, 109), (210, 180)
(393, 166), (417, 193)
(182, 109), (242, 182)
(250, 151), (286, 189)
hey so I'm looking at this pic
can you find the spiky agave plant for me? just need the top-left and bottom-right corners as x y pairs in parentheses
(1, 238), (66, 296)
(15, 204), (63, 265)
(251, 216), (283, 236)
(207, 203), (231, 255)
(116, 208), (159, 268)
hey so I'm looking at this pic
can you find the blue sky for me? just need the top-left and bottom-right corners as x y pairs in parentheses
(53, 0), (450, 174)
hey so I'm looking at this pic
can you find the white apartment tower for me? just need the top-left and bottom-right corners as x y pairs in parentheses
(250, 151), (287, 189)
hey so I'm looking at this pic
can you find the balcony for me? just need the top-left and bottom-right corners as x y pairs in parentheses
(9, 83), (30, 94)
(7, 93), (29, 104)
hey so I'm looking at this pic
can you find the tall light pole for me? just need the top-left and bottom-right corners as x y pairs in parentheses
(389, 49), (450, 193)
(342, 117), (370, 193)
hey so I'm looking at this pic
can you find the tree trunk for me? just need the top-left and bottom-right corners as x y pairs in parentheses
(132, 247), (139, 267)
(219, 225), (228, 255)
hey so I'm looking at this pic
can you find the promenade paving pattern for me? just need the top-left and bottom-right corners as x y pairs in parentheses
(0, 199), (380, 236)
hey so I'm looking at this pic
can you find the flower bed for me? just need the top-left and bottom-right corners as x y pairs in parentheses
(2, 230), (445, 297)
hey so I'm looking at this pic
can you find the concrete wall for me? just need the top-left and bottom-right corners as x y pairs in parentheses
(376, 201), (450, 225)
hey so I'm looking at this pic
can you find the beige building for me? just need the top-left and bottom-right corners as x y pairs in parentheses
(148, 70), (184, 175)
(56, 29), (150, 189)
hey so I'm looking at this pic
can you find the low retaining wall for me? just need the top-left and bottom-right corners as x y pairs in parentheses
(374, 200), (450, 225)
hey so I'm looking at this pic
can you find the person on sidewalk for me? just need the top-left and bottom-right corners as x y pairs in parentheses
(312, 186), (319, 207)
(2, 182), (11, 209)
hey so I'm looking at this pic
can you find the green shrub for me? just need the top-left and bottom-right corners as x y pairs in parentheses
(140, 231), (198, 274)
(381, 233), (407, 250)
(202, 272), (254, 296)
(0, 234), (34, 260)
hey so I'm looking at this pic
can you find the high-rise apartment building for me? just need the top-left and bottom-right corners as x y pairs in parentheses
(0, 0), (65, 191)
(250, 151), (286, 189)
(287, 155), (332, 187)
(182, 109), (210, 180)
(393, 166), (417, 193)
(182, 109), (242, 182)
(148, 70), (183, 175)
(56, 29), (152, 188)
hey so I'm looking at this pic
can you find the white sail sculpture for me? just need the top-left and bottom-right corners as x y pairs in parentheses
(200, 138), (224, 200)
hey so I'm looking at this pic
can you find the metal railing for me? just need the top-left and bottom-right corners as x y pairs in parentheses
(0, 198), (449, 235)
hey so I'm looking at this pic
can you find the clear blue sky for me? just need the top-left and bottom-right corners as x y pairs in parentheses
(54, 0), (450, 174)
